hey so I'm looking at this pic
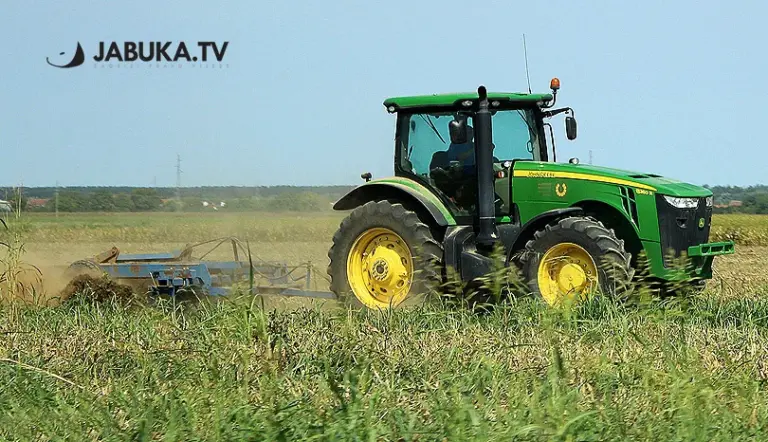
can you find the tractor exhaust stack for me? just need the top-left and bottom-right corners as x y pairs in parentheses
(474, 86), (498, 251)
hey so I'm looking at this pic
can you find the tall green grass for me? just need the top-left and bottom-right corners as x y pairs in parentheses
(2, 210), (767, 440)
(3, 291), (768, 440)
(0, 191), (42, 304)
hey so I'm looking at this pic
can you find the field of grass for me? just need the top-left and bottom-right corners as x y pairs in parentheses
(2, 212), (768, 440)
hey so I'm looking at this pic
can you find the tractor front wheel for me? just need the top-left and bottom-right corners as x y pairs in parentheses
(521, 216), (633, 306)
(327, 200), (443, 309)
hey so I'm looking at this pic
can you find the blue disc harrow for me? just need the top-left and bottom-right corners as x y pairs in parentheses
(66, 236), (336, 300)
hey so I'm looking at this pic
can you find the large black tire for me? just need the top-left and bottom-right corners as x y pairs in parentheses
(520, 216), (633, 304)
(327, 200), (444, 309)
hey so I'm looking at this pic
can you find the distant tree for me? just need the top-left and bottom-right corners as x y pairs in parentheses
(266, 192), (326, 211)
(743, 193), (768, 214)
(113, 193), (135, 212)
(130, 189), (161, 211)
(161, 198), (184, 212)
(89, 189), (116, 212)
(178, 197), (204, 212)
(57, 191), (88, 212)
(758, 194), (768, 214)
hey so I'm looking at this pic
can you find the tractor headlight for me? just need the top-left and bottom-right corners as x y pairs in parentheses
(706, 196), (713, 207)
(663, 195), (700, 209)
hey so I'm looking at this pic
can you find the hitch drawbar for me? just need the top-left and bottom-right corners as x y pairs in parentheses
(66, 237), (337, 300)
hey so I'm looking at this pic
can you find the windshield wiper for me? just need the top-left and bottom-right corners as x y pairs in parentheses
(517, 110), (536, 135)
(420, 114), (446, 144)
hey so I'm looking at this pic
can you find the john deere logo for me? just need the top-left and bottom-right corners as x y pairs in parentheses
(555, 183), (567, 197)
(698, 218), (705, 229)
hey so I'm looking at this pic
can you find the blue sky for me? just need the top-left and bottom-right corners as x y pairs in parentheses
(0, 0), (765, 187)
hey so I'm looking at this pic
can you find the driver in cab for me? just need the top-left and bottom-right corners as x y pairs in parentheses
(429, 117), (498, 209)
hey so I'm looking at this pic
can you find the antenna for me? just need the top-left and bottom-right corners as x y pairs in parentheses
(522, 34), (532, 94)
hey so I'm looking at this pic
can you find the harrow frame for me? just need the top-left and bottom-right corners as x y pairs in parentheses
(67, 236), (336, 300)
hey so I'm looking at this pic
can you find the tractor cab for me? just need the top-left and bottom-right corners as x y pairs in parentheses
(384, 85), (563, 225)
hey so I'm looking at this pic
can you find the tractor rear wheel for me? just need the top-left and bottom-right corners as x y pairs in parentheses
(521, 216), (633, 306)
(327, 200), (443, 309)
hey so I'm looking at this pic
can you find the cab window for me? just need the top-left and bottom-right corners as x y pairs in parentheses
(399, 112), (476, 216)
(397, 108), (541, 217)
(488, 109), (540, 162)
(400, 112), (456, 178)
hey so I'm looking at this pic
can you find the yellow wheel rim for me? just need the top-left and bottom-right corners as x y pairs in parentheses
(537, 242), (598, 306)
(346, 227), (414, 309)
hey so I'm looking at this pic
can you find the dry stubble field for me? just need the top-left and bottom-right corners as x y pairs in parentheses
(14, 211), (768, 301)
(2, 211), (768, 440)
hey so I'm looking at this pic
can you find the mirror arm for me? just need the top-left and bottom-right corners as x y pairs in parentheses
(542, 107), (573, 119)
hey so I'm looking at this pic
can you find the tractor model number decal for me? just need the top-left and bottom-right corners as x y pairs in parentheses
(555, 183), (568, 197)
(525, 171), (557, 178)
(635, 188), (652, 195)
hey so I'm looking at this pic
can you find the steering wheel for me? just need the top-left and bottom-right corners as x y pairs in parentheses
(430, 160), (463, 179)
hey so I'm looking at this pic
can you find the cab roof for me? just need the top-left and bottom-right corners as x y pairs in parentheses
(383, 91), (553, 112)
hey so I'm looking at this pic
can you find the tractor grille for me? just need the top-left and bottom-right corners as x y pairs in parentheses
(656, 194), (712, 266)
(619, 186), (640, 227)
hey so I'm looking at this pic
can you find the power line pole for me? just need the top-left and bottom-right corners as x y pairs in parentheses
(55, 181), (59, 218)
(589, 150), (593, 165)
(175, 154), (182, 211)
(16, 179), (23, 218)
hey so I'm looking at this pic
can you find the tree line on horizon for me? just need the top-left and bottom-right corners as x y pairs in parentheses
(0, 186), (354, 213)
(703, 184), (768, 214)
(0, 184), (766, 214)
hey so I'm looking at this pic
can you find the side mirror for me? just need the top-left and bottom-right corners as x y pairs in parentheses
(449, 119), (468, 144)
(565, 116), (577, 140)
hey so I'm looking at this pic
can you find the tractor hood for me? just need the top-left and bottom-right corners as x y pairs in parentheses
(514, 162), (712, 197)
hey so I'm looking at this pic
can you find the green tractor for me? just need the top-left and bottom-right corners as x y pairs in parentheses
(327, 79), (735, 309)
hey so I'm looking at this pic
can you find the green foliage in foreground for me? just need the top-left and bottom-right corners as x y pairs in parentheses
(3, 292), (768, 441)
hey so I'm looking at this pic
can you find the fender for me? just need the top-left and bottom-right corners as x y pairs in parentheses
(333, 178), (456, 226)
(508, 207), (584, 260)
